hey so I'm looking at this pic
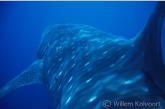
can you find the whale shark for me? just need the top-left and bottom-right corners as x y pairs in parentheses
(0, 2), (165, 109)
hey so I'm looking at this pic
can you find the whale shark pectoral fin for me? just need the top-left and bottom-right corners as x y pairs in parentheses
(134, 2), (165, 93)
(0, 59), (44, 98)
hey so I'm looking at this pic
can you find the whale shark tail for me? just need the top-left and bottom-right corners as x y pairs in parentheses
(0, 59), (44, 98)
(134, 2), (165, 93)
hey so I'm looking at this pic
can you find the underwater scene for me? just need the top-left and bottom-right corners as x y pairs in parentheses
(0, 1), (165, 109)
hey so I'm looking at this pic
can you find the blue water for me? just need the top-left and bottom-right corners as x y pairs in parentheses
(0, 1), (164, 109)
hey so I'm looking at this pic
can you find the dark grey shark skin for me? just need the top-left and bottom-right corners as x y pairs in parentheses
(0, 2), (165, 109)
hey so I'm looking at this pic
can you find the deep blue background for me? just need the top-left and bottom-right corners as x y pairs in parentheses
(0, 1), (164, 109)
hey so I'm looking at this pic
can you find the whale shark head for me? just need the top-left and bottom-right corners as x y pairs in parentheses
(0, 2), (165, 109)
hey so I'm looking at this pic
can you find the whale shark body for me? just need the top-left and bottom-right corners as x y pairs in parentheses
(0, 2), (165, 109)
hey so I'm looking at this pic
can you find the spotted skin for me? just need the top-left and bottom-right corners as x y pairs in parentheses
(42, 24), (165, 109)
(0, 2), (165, 109)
